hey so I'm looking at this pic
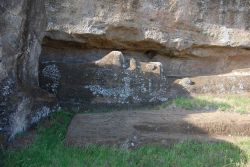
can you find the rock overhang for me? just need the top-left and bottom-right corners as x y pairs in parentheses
(1, 0), (250, 141)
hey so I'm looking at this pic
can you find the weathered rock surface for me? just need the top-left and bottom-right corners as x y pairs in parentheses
(0, 0), (58, 142)
(39, 47), (169, 107)
(45, 0), (250, 50)
(1, 0), (250, 140)
(39, 40), (250, 108)
(38, 0), (250, 108)
(65, 111), (250, 148)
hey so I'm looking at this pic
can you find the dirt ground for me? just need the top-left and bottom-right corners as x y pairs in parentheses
(65, 109), (250, 148)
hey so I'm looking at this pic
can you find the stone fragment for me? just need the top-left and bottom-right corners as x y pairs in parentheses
(95, 51), (125, 67)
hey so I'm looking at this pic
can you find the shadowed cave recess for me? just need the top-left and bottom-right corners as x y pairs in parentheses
(39, 35), (250, 110)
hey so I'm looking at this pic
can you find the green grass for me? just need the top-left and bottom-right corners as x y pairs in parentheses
(3, 111), (250, 167)
(159, 95), (250, 113)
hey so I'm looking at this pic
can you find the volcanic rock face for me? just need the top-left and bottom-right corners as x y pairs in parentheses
(1, 0), (250, 139)
(44, 0), (250, 49)
(0, 0), (57, 141)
